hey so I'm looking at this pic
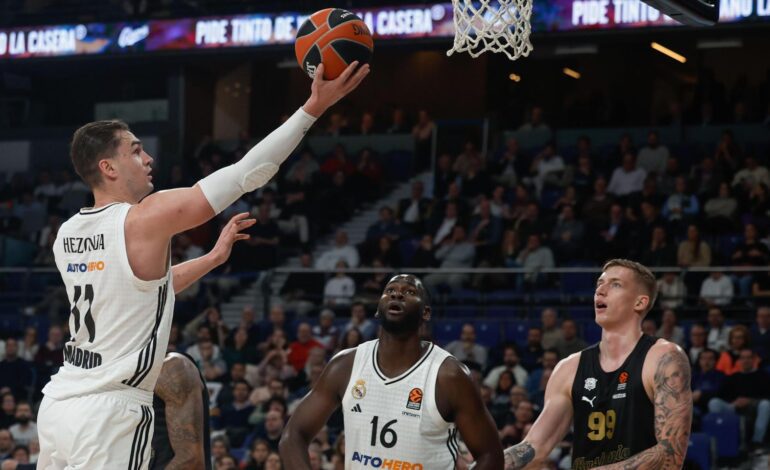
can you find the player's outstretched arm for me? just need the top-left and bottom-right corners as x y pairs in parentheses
(130, 61), (370, 240)
(280, 349), (356, 469)
(439, 358), (504, 469)
(480, 354), (578, 470)
(155, 354), (206, 470)
(171, 212), (255, 294)
(592, 342), (692, 470)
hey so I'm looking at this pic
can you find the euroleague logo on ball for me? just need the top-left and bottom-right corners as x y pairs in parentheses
(352, 24), (371, 36)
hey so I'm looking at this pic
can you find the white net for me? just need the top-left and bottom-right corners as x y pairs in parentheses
(447, 0), (533, 61)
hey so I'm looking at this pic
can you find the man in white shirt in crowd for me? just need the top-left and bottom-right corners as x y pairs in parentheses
(637, 130), (669, 177)
(484, 344), (528, 388)
(527, 142), (564, 198)
(445, 323), (488, 369)
(323, 261), (355, 307)
(608, 153), (647, 197)
(732, 155), (770, 192)
(341, 302), (378, 340)
(8, 402), (37, 446)
(700, 271), (734, 306)
(707, 306), (732, 352)
(314, 230), (359, 270)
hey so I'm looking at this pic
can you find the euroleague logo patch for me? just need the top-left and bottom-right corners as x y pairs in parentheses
(617, 371), (629, 391)
(406, 387), (423, 410)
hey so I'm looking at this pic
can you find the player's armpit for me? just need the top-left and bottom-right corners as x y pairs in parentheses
(438, 358), (503, 470)
(155, 355), (206, 470)
(279, 349), (356, 470)
(592, 343), (692, 470)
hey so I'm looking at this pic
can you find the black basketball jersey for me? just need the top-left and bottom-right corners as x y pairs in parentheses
(150, 352), (212, 470)
(570, 335), (658, 470)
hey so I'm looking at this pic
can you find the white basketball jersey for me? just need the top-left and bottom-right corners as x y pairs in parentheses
(43, 202), (174, 403)
(341, 339), (459, 470)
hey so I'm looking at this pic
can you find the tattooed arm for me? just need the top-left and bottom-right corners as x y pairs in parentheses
(155, 353), (206, 470)
(471, 353), (580, 470)
(593, 341), (693, 470)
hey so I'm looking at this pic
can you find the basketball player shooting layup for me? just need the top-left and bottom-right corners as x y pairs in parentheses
(36, 60), (369, 469)
(484, 259), (693, 470)
(280, 274), (504, 469)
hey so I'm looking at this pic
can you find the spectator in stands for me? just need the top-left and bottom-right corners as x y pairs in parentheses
(597, 203), (633, 260)
(661, 176), (699, 231)
(656, 309), (685, 346)
(218, 380), (255, 448)
(567, 154), (596, 201)
(607, 153), (647, 199)
(540, 308), (562, 350)
(692, 349), (724, 412)
(750, 306), (770, 364)
(678, 224), (712, 268)
(689, 324), (708, 365)
(519, 328), (544, 372)
(550, 205), (584, 263)
(527, 142), (565, 198)
(320, 145), (354, 177)
(33, 325), (63, 389)
(386, 107), (409, 134)
(425, 225), (475, 291)
(490, 371), (516, 406)
(430, 200), (460, 247)
(412, 109), (435, 169)
(242, 439), (270, 470)
(397, 180), (432, 235)
(0, 339), (33, 400)
(525, 349), (559, 397)
(258, 304), (290, 344)
(500, 400), (536, 446)
(453, 140), (482, 177)
(357, 112), (376, 135)
(16, 328), (37, 363)
(255, 348), (296, 388)
(513, 202), (551, 242)
(552, 186), (578, 214)
(217, 362), (247, 408)
(239, 202), (280, 271)
(509, 184), (532, 222)
(699, 270), (734, 306)
(13, 191), (46, 242)
(641, 225), (677, 267)
(281, 252), (324, 315)
(339, 303), (375, 341)
(410, 234), (437, 268)
(337, 329), (364, 354)
(470, 198), (503, 264)
(691, 156), (720, 200)
(434, 153), (458, 199)
(222, 328), (258, 367)
(704, 182), (738, 233)
(264, 451), (282, 469)
(285, 150), (320, 186)
(315, 230), (360, 270)
(0, 429), (14, 460)
(461, 157), (492, 199)
(747, 183), (770, 229)
(555, 319), (588, 358)
(353, 148), (384, 200)
(582, 176), (613, 232)
(191, 339), (227, 382)
(445, 324), (488, 369)
(753, 270), (770, 307)
(516, 234), (555, 286)
(707, 307), (731, 352)
(637, 130), (669, 177)
(714, 130), (741, 177)
(708, 348), (770, 451)
(642, 317), (658, 337)
(312, 309), (339, 353)
(716, 325), (759, 375)
(255, 410), (285, 451)
(488, 186), (512, 221)
(366, 206), (402, 242)
(731, 223), (769, 297)
(657, 272), (686, 310)
(518, 105), (550, 133)
(484, 344), (528, 389)
(491, 137), (521, 187)
(0, 393), (15, 429)
(732, 155), (770, 194)
(323, 261), (355, 307)
(8, 402), (35, 447)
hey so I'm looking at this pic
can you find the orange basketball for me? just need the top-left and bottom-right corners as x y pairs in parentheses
(295, 8), (373, 80)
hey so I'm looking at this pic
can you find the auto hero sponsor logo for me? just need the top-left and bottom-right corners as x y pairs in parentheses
(351, 452), (424, 469)
(66, 261), (105, 272)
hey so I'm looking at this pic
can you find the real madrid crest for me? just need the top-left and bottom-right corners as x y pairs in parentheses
(584, 377), (597, 391)
(351, 379), (366, 399)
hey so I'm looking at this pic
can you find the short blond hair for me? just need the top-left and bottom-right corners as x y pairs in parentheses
(602, 259), (658, 314)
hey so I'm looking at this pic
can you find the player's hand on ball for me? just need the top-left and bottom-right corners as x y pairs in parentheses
(304, 61), (370, 117)
(211, 212), (256, 265)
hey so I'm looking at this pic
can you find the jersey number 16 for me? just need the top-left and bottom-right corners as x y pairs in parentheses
(370, 416), (398, 448)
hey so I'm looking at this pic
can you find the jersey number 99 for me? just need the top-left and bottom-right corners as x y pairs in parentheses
(587, 410), (616, 441)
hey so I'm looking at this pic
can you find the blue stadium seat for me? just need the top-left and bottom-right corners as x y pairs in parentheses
(582, 322), (602, 344)
(473, 320), (501, 348)
(562, 272), (596, 296)
(504, 321), (532, 348)
(442, 306), (479, 318)
(398, 238), (419, 266)
(433, 321), (463, 345)
(485, 290), (521, 302)
(686, 432), (713, 470)
(486, 306), (517, 319)
(231, 447), (247, 463)
(702, 412), (741, 458)
(567, 307), (594, 321)
(448, 288), (480, 303)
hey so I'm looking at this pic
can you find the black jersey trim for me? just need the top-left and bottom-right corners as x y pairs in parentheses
(371, 341), (436, 385)
(129, 406), (152, 470)
(123, 282), (168, 387)
(446, 428), (458, 466)
(79, 202), (121, 215)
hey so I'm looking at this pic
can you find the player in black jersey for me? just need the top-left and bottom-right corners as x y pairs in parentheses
(150, 352), (211, 470)
(496, 259), (692, 469)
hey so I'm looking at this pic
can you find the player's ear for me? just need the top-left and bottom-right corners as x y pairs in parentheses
(635, 295), (649, 313)
(422, 305), (431, 322)
(98, 158), (118, 181)
(374, 308), (380, 318)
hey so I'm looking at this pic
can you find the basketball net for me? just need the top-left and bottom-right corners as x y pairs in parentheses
(447, 0), (533, 61)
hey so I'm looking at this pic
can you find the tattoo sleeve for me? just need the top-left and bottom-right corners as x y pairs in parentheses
(594, 347), (693, 470)
(504, 441), (536, 469)
(156, 358), (206, 470)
